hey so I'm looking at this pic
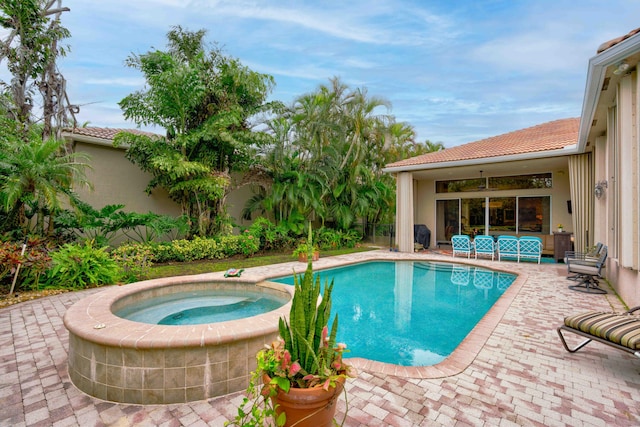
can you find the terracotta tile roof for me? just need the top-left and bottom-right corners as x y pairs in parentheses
(597, 27), (640, 53)
(386, 117), (579, 169)
(63, 127), (161, 140)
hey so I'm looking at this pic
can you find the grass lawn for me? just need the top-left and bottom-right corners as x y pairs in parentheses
(0, 245), (378, 309)
(143, 245), (378, 279)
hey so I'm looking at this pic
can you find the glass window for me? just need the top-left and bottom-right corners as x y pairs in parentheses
(461, 198), (485, 237)
(435, 178), (484, 193)
(517, 196), (550, 234)
(436, 200), (459, 242)
(489, 173), (552, 190)
(488, 197), (516, 233)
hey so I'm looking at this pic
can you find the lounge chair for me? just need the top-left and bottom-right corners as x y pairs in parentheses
(566, 246), (607, 294)
(451, 234), (473, 258)
(557, 306), (640, 358)
(518, 236), (542, 264)
(497, 235), (518, 261)
(474, 235), (495, 260)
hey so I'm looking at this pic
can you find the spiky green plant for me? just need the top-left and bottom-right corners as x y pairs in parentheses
(278, 224), (340, 386)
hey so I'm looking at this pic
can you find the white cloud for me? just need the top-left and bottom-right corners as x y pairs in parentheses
(84, 77), (146, 87)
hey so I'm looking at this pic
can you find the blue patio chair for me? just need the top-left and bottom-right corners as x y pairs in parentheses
(497, 235), (518, 261)
(474, 235), (496, 260)
(518, 236), (543, 264)
(451, 234), (473, 258)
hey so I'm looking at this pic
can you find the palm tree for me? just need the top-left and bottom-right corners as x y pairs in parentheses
(0, 136), (90, 235)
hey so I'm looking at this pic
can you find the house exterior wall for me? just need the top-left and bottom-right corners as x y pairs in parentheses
(412, 159), (572, 249)
(597, 68), (640, 307)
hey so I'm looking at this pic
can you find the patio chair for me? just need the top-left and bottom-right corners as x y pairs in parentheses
(497, 236), (518, 261)
(451, 234), (473, 258)
(474, 235), (496, 260)
(518, 236), (543, 264)
(557, 306), (640, 358)
(565, 243), (604, 280)
(566, 246), (608, 294)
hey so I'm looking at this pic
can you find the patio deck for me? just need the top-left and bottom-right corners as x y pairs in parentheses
(1, 250), (639, 426)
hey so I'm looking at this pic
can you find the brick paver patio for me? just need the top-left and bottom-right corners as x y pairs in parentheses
(1, 250), (639, 426)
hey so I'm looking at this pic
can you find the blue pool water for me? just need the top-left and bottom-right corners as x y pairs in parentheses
(272, 261), (516, 366)
(114, 289), (287, 325)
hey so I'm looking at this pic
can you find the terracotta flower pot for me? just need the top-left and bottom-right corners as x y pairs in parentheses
(297, 251), (320, 263)
(263, 374), (345, 427)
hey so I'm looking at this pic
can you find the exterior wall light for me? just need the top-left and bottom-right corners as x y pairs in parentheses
(613, 61), (630, 75)
(594, 180), (608, 199)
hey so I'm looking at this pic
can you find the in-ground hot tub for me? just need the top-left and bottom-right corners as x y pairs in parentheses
(63, 273), (292, 404)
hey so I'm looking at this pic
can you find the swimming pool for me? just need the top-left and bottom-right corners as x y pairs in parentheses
(272, 261), (516, 366)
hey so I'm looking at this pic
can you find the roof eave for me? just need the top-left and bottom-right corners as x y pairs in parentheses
(382, 146), (578, 174)
(61, 131), (129, 149)
(578, 32), (640, 152)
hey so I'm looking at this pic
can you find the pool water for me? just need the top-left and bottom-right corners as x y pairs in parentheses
(114, 290), (287, 325)
(272, 261), (515, 366)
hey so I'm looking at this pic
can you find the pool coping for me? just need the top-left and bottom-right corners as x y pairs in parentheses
(63, 275), (294, 349)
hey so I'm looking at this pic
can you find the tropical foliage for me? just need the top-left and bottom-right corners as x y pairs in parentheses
(0, 129), (90, 237)
(46, 241), (121, 290)
(54, 198), (188, 247)
(244, 77), (442, 232)
(116, 26), (281, 238)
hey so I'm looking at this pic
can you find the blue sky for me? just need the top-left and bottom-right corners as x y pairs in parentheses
(53, 0), (640, 147)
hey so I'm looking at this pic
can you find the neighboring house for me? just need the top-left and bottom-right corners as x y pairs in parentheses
(384, 27), (640, 307)
(62, 127), (254, 230)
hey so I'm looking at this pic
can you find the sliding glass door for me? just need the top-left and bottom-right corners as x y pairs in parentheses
(437, 196), (551, 240)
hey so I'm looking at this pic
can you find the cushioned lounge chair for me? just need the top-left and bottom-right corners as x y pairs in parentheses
(566, 246), (607, 294)
(518, 236), (542, 264)
(557, 306), (640, 358)
(474, 235), (495, 260)
(497, 236), (518, 261)
(452, 234), (473, 259)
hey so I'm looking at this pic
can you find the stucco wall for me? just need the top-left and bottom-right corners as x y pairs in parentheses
(74, 141), (181, 216)
(72, 141), (257, 232)
(607, 262), (640, 309)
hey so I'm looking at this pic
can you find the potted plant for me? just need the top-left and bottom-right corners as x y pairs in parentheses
(292, 240), (319, 262)
(227, 226), (355, 427)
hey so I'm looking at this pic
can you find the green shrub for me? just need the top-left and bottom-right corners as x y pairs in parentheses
(110, 243), (155, 283)
(236, 230), (260, 256)
(315, 227), (361, 250)
(46, 241), (121, 289)
(247, 218), (295, 251)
